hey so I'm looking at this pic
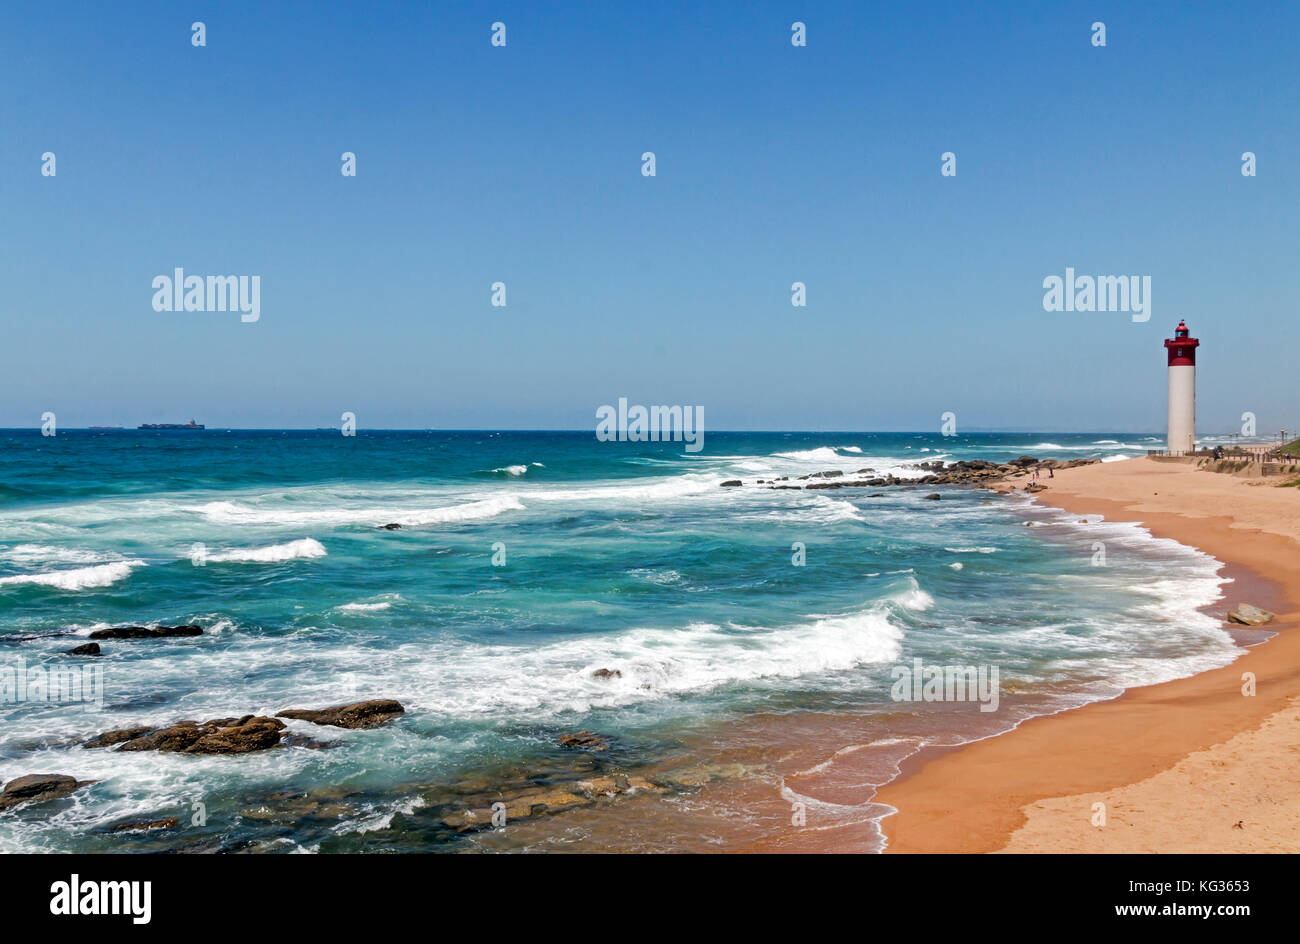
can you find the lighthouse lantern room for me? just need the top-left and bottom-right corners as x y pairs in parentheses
(1164, 320), (1200, 456)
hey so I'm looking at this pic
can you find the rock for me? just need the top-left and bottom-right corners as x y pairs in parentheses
(84, 725), (154, 749)
(153, 625), (202, 637)
(1009, 456), (1039, 467)
(0, 774), (89, 811)
(89, 625), (202, 640)
(867, 493), (884, 498)
(1227, 603), (1276, 626)
(719, 480), (742, 487)
(557, 730), (610, 751)
(108, 817), (179, 832)
(280, 733), (342, 749)
(380, 523), (402, 530)
(591, 668), (621, 680)
(923, 493), (941, 500)
(88, 716), (286, 754)
(276, 699), (405, 729)
(66, 642), (101, 656)
(1024, 483), (1048, 493)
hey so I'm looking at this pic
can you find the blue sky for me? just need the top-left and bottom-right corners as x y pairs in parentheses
(2, 1), (1296, 432)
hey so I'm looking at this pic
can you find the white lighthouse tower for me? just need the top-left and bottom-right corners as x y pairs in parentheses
(1164, 320), (1199, 455)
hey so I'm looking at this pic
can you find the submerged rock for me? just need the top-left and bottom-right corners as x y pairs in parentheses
(108, 817), (179, 833)
(0, 774), (92, 811)
(276, 699), (405, 729)
(66, 642), (102, 656)
(591, 668), (621, 680)
(439, 771), (664, 832)
(380, 523), (403, 530)
(89, 625), (202, 640)
(557, 731), (610, 751)
(923, 493), (941, 500)
(1227, 603), (1276, 626)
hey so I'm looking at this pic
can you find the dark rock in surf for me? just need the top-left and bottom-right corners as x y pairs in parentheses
(720, 480), (742, 487)
(87, 716), (286, 754)
(557, 731), (610, 751)
(89, 625), (202, 640)
(66, 643), (101, 656)
(108, 817), (179, 833)
(0, 774), (92, 811)
(276, 699), (405, 729)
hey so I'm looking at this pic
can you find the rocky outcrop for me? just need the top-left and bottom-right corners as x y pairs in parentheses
(923, 493), (941, 500)
(89, 625), (202, 640)
(276, 699), (405, 729)
(380, 523), (402, 530)
(86, 716), (285, 754)
(557, 731), (610, 751)
(66, 642), (101, 656)
(719, 480), (742, 487)
(746, 457), (1100, 492)
(0, 774), (92, 811)
(1227, 603), (1276, 626)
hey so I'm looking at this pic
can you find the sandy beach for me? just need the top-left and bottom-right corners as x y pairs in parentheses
(875, 456), (1300, 853)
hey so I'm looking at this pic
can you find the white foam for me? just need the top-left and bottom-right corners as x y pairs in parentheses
(773, 447), (847, 462)
(206, 538), (327, 563)
(400, 496), (525, 526)
(197, 494), (524, 528)
(382, 599), (913, 719)
(336, 594), (401, 613)
(0, 560), (144, 590)
(0, 545), (112, 566)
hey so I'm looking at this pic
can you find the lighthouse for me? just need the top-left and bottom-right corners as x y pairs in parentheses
(1163, 320), (1199, 455)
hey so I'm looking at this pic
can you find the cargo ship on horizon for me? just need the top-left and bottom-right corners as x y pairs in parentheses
(138, 419), (205, 430)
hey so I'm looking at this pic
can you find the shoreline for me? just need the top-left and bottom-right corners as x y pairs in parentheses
(874, 457), (1300, 853)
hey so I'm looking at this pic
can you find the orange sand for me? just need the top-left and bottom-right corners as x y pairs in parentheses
(876, 456), (1300, 854)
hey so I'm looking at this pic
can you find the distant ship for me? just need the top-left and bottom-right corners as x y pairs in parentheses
(138, 419), (205, 430)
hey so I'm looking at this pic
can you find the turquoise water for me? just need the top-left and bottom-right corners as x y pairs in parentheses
(0, 431), (1239, 851)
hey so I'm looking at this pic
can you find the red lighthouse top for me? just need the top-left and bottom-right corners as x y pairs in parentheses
(1164, 320), (1199, 366)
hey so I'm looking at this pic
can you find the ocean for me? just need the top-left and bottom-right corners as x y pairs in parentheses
(0, 430), (1242, 852)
